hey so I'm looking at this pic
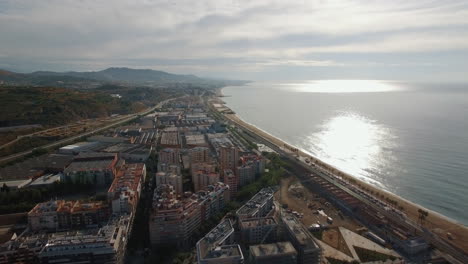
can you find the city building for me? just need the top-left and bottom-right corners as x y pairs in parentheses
(281, 215), (322, 264)
(155, 172), (183, 195)
(38, 216), (130, 264)
(160, 131), (180, 148)
(108, 163), (146, 215)
(191, 162), (217, 178)
(189, 147), (211, 165)
(102, 143), (151, 162)
(158, 148), (180, 165)
(63, 152), (118, 185)
(237, 164), (255, 187)
(197, 219), (244, 264)
(239, 217), (278, 245)
(0, 233), (48, 264)
(240, 154), (265, 177)
(219, 145), (239, 173)
(28, 200), (109, 231)
(197, 183), (230, 221)
(185, 133), (208, 148)
(157, 163), (181, 175)
(193, 170), (220, 192)
(223, 169), (238, 198)
(149, 185), (201, 248)
(28, 173), (61, 188)
(236, 188), (274, 219)
(249, 242), (298, 264)
(58, 141), (102, 155)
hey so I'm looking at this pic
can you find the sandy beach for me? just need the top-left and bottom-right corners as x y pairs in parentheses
(211, 93), (468, 254)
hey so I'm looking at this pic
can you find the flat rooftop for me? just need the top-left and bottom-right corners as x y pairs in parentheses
(204, 245), (243, 260)
(282, 215), (320, 251)
(65, 159), (115, 172)
(250, 241), (297, 257)
(240, 217), (277, 229)
(161, 131), (180, 146)
(203, 219), (234, 245)
(236, 187), (274, 217)
(185, 134), (207, 146)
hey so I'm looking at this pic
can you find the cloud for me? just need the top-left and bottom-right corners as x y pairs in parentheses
(0, 0), (467, 80)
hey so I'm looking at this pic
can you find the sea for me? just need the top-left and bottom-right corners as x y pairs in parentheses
(222, 80), (468, 225)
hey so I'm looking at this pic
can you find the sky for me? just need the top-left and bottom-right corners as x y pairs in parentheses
(0, 0), (468, 81)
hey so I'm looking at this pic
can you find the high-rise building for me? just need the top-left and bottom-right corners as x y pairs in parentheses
(159, 148), (180, 165)
(107, 163), (146, 215)
(197, 183), (230, 221)
(193, 170), (220, 192)
(237, 164), (255, 187)
(190, 147), (210, 165)
(149, 185), (201, 248)
(219, 145), (239, 174)
(224, 169), (238, 197)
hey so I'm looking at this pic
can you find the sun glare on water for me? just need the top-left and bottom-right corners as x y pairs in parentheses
(285, 80), (402, 93)
(307, 112), (397, 187)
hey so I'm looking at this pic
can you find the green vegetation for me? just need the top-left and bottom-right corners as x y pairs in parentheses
(236, 153), (287, 202)
(0, 86), (130, 127)
(228, 126), (258, 150)
(0, 85), (182, 127)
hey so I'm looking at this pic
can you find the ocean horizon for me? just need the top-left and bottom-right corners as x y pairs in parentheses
(222, 80), (468, 225)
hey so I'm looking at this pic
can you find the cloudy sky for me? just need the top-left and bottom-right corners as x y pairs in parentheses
(1, 0), (467, 81)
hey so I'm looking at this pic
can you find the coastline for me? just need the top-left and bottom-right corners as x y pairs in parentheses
(215, 86), (468, 253)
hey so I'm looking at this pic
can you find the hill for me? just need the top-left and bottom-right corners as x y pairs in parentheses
(0, 86), (178, 127)
(0, 67), (247, 87)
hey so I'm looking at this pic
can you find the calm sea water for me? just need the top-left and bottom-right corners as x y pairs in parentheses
(222, 80), (468, 225)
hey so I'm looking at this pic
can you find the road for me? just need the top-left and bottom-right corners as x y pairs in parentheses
(212, 104), (468, 263)
(0, 96), (182, 164)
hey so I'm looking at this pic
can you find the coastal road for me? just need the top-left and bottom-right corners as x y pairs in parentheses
(0, 96), (183, 165)
(212, 103), (468, 263)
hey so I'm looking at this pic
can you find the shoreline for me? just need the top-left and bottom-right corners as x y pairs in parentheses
(216, 86), (468, 253)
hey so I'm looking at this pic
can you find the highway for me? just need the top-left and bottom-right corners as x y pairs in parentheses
(0, 96), (182, 165)
(213, 104), (468, 263)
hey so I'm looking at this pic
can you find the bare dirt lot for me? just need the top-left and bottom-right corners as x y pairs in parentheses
(275, 176), (360, 232)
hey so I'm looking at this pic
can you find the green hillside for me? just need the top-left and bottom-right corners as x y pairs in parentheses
(0, 86), (145, 127)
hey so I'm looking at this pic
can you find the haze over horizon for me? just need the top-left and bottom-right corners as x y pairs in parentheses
(1, 0), (468, 82)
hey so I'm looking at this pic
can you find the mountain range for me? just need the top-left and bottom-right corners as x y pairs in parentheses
(0, 67), (245, 87)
